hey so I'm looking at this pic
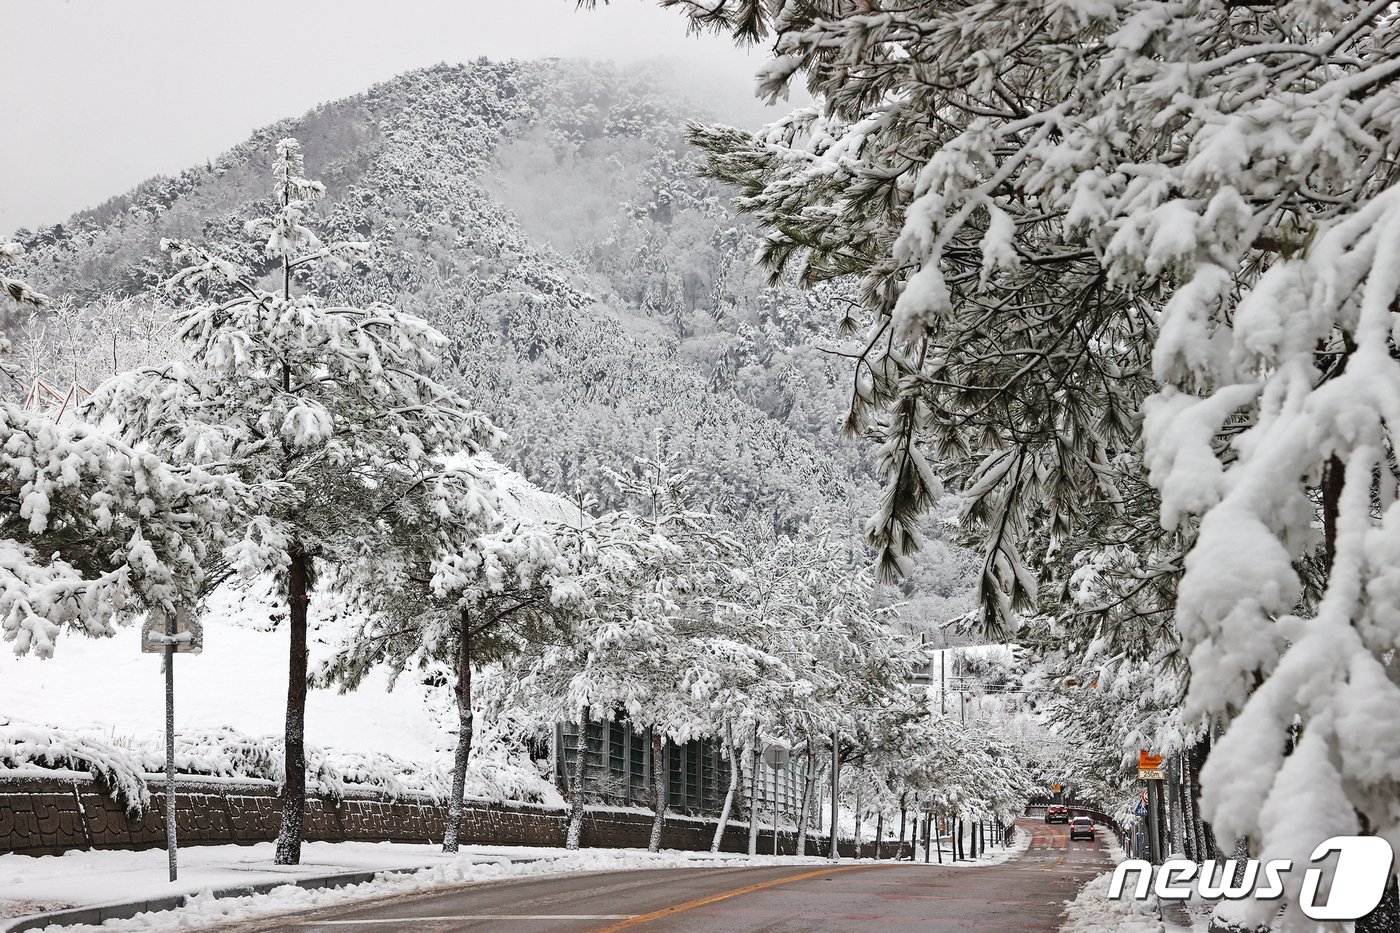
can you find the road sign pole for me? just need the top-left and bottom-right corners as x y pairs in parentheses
(144, 605), (199, 883)
(772, 763), (779, 856)
(163, 609), (177, 882)
(1145, 779), (1161, 864)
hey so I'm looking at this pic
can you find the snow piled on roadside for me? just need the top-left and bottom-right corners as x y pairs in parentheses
(1060, 870), (1167, 933)
(938, 824), (1030, 868)
(26, 849), (832, 932)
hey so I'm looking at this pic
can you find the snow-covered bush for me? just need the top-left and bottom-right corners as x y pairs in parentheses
(0, 719), (558, 814)
(0, 718), (149, 812)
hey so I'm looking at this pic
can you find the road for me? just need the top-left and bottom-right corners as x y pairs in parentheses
(221, 819), (1113, 932)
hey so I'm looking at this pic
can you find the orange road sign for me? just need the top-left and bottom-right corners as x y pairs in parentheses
(1138, 750), (1165, 780)
(1138, 750), (1163, 770)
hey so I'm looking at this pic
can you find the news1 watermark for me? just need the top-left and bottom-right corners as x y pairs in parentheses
(1110, 837), (1395, 921)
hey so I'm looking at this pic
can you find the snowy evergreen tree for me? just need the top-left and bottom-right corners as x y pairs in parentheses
(321, 458), (581, 853)
(621, 1), (1400, 921)
(2, 244), (241, 659)
(513, 444), (795, 851)
(85, 139), (501, 865)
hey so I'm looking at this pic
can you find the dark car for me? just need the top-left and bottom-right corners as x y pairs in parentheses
(1045, 805), (1069, 823)
(1069, 817), (1097, 841)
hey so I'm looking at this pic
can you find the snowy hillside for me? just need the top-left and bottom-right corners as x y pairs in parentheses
(4, 60), (973, 621)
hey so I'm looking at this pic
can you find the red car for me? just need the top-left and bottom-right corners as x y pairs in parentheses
(1070, 817), (1097, 841)
(1045, 805), (1069, 823)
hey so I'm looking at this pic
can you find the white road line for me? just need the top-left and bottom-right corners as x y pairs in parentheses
(302, 917), (639, 925)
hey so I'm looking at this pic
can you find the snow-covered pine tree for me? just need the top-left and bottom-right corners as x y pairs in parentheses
(321, 460), (582, 853)
(2, 244), (241, 659)
(523, 493), (654, 851)
(600, 443), (755, 852)
(514, 446), (782, 852)
(621, 1), (1400, 922)
(85, 139), (501, 865)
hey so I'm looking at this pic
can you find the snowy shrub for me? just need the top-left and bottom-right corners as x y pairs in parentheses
(0, 718), (149, 812)
(0, 718), (559, 813)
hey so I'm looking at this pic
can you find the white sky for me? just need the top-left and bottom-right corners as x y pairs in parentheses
(1, 0), (787, 232)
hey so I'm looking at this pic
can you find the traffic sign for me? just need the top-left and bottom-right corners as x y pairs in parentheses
(142, 607), (202, 654)
(1053, 783), (1061, 793)
(762, 745), (790, 768)
(1138, 750), (1164, 780)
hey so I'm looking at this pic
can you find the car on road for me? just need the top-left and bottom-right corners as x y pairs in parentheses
(1044, 805), (1069, 823)
(1069, 817), (1097, 841)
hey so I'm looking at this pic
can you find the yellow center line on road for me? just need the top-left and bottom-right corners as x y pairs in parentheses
(589, 864), (885, 932)
(305, 917), (638, 925)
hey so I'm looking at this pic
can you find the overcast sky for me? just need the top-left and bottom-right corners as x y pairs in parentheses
(2, 0), (786, 232)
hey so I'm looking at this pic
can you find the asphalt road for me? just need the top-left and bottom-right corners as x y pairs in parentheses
(221, 819), (1112, 932)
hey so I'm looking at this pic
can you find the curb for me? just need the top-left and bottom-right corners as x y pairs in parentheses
(0, 858), (531, 932)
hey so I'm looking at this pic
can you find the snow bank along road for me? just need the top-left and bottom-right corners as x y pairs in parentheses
(215, 819), (1110, 932)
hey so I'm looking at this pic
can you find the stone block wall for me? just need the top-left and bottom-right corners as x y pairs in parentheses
(0, 774), (908, 860)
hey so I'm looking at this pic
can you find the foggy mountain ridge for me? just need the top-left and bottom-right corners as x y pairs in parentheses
(7, 58), (975, 627)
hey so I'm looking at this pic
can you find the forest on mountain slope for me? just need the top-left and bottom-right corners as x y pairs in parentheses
(2, 58), (976, 631)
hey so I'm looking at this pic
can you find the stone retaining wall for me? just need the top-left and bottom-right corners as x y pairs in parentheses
(0, 774), (906, 860)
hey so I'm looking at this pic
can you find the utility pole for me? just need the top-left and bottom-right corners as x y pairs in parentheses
(957, 649), (966, 725)
(940, 650), (946, 716)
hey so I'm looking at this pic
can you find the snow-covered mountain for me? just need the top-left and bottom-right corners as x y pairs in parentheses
(6, 60), (881, 541)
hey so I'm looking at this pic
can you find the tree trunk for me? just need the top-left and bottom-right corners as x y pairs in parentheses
(853, 789), (863, 859)
(648, 730), (666, 853)
(1154, 778), (1170, 862)
(898, 795), (907, 858)
(274, 550), (310, 866)
(875, 812), (884, 860)
(443, 612), (473, 854)
(711, 736), (741, 852)
(1358, 875), (1400, 933)
(565, 708), (589, 850)
(748, 727), (760, 856)
(796, 748), (816, 856)
(1188, 734), (1218, 861)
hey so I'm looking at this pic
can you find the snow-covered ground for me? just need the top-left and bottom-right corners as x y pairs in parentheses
(1056, 832), (1206, 933)
(1, 583), (571, 804)
(0, 827), (1032, 929)
(1059, 870), (1171, 933)
(0, 842), (846, 931)
(0, 588), (441, 763)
